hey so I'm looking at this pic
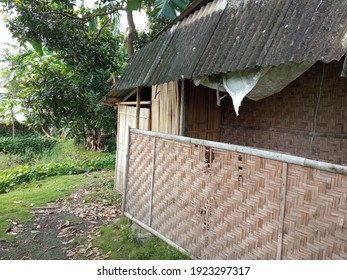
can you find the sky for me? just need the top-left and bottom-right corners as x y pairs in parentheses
(0, 13), (15, 92)
(0, 12), (17, 54)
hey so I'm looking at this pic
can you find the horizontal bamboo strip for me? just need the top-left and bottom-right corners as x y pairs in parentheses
(119, 101), (151, 105)
(131, 128), (347, 175)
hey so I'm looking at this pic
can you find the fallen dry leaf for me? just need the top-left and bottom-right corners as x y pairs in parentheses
(21, 174), (122, 260)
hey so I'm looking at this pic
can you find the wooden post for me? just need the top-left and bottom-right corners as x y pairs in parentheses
(179, 80), (188, 136)
(136, 87), (141, 129)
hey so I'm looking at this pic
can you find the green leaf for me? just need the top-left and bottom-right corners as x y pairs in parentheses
(94, 6), (107, 14)
(126, 0), (142, 11)
(153, 0), (190, 19)
(112, 12), (120, 37)
(88, 17), (98, 33)
(29, 40), (43, 57)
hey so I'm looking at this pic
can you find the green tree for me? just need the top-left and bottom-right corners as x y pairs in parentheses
(1, 1), (127, 145)
(0, 0), (193, 145)
(127, 0), (194, 51)
(0, 97), (19, 137)
(0, 49), (28, 138)
(128, 0), (193, 20)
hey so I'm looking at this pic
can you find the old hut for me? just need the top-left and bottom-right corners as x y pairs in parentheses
(104, 0), (347, 259)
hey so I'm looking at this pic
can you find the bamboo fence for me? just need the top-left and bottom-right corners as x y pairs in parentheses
(122, 128), (347, 259)
(115, 106), (150, 193)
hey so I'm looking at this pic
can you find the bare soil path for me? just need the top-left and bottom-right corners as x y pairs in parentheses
(0, 179), (121, 260)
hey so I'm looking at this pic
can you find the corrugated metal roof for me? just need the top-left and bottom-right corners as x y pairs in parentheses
(148, 0), (227, 85)
(115, 0), (227, 92)
(115, 25), (178, 92)
(111, 0), (347, 97)
(196, 0), (347, 76)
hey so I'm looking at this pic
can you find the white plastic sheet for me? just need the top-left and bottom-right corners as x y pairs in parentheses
(194, 63), (313, 115)
(222, 67), (270, 115)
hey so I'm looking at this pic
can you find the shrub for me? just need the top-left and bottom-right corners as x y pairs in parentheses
(0, 122), (32, 137)
(0, 135), (57, 155)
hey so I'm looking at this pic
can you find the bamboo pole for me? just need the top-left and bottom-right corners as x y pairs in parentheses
(179, 79), (188, 136)
(135, 87), (141, 129)
(123, 212), (194, 259)
(131, 128), (347, 175)
(114, 104), (120, 193)
(119, 101), (151, 106)
(277, 162), (288, 260)
(149, 136), (157, 227)
(121, 125), (131, 214)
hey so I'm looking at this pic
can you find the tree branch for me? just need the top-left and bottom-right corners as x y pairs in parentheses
(38, 8), (125, 22)
(94, 18), (111, 40)
(126, 10), (137, 57)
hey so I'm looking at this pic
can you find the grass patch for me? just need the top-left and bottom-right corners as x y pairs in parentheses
(0, 153), (22, 170)
(0, 157), (115, 193)
(0, 139), (115, 170)
(0, 135), (57, 156)
(0, 139), (115, 194)
(0, 170), (113, 242)
(37, 139), (111, 164)
(89, 217), (191, 260)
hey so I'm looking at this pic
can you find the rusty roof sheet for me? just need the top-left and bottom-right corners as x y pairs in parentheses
(111, 0), (347, 96)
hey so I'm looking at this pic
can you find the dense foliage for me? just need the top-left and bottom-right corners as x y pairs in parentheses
(0, 135), (57, 155)
(0, 0), (194, 144)
(1, 0), (128, 143)
(131, 0), (193, 20)
(0, 122), (31, 137)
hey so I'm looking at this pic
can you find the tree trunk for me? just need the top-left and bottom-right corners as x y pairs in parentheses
(126, 10), (137, 58)
(11, 108), (15, 138)
(12, 122), (15, 138)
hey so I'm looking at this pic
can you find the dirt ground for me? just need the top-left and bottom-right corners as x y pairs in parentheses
(0, 181), (122, 260)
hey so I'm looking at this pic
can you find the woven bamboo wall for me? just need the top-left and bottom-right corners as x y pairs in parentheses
(283, 165), (347, 259)
(124, 130), (347, 259)
(221, 60), (347, 165)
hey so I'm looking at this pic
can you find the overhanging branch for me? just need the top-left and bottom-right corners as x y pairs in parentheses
(38, 7), (125, 22)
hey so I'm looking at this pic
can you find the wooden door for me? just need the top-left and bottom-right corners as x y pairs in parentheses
(187, 83), (222, 142)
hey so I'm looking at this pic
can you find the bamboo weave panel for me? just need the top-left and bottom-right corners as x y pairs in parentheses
(220, 61), (347, 165)
(124, 133), (154, 222)
(125, 133), (283, 259)
(124, 132), (347, 259)
(283, 165), (347, 259)
(115, 106), (150, 193)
